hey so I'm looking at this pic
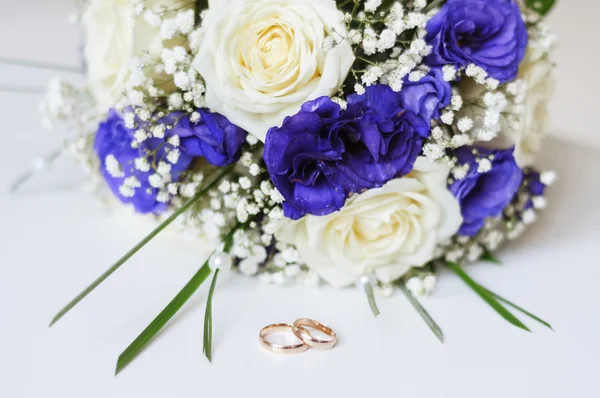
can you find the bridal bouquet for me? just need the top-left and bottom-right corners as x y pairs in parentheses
(31, 0), (557, 373)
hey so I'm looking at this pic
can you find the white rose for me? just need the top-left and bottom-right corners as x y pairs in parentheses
(458, 49), (555, 166)
(193, 0), (355, 142)
(277, 157), (463, 288)
(82, 0), (183, 108)
(511, 50), (555, 166)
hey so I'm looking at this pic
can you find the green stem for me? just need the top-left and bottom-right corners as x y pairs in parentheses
(363, 281), (380, 318)
(10, 147), (64, 193)
(49, 164), (234, 326)
(356, 56), (377, 66)
(351, 0), (361, 17)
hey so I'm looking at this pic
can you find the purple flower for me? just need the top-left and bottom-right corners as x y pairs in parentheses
(264, 85), (428, 219)
(94, 109), (193, 214)
(449, 147), (523, 236)
(425, 0), (527, 83)
(172, 109), (247, 167)
(523, 169), (548, 210)
(399, 68), (452, 124)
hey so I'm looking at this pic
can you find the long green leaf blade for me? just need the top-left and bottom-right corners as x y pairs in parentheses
(398, 282), (444, 343)
(446, 262), (530, 332)
(203, 269), (220, 362)
(482, 287), (553, 330)
(115, 263), (212, 374)
(49, 165), (233, 327)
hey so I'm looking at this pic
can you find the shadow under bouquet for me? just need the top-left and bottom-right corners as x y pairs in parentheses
(28, 0), (558, 372)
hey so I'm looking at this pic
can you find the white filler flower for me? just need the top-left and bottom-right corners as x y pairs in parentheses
(193, 0), (355, 142)
(458, 48), (555, 167)
(277, 157), (463, 288)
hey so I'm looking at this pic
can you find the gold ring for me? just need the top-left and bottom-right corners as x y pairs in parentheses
(292, 318), (337, 349)
(259, 323), (309, 354)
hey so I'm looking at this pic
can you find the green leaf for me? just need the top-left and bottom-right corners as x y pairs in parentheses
(379, 0), (396, 12)
(525, 0), (556, 16)
(480, 250), (502, 265)
(116, 263), (212, 375)
(335, 0), (355, 13)
(116, 223), (240, 373)
(446, 262), (530, 332)
(203, 269), (220, 362)
(398, 282), (444, 343)
(482, 286), (553, 330)
(363, 281), (380, 318)
(50, 165), (233, 327)
(200, 224), (240, 363)
(423, 0), (446, 13)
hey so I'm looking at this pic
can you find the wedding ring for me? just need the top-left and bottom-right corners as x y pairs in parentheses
(292, 318), (337, 349)
(259, 323), (309, 354)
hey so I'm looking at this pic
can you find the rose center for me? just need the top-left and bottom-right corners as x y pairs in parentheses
(257, 26), (290, 69)
(248, 23), (295, 74)
(351, 216), (396, 242)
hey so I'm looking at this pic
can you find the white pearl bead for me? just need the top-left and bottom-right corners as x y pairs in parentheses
(209, 252), (232, 271)
(355, 273), (377, 292)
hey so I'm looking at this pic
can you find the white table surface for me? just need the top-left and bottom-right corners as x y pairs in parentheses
(1, 1), (600, 397)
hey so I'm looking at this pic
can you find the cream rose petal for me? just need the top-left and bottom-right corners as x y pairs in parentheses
(513, 52), (555, 166)
(277, 157), (463, 288)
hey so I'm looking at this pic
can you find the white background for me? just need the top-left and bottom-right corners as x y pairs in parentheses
(0, 1), (599, 397)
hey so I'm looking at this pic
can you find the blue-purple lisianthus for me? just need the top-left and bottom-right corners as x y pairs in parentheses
(94, 109), (193, 214)
(399, 68), (452, 125)
(449, 147), (523, 236)
(94, 109), (246, 214)
(264, 85), (428, 219)
(425, 0), (527, 83)
(172, 109), (247, 167)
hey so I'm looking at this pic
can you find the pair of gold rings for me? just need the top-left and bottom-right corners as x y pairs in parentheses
(259, 318), (337, 354)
